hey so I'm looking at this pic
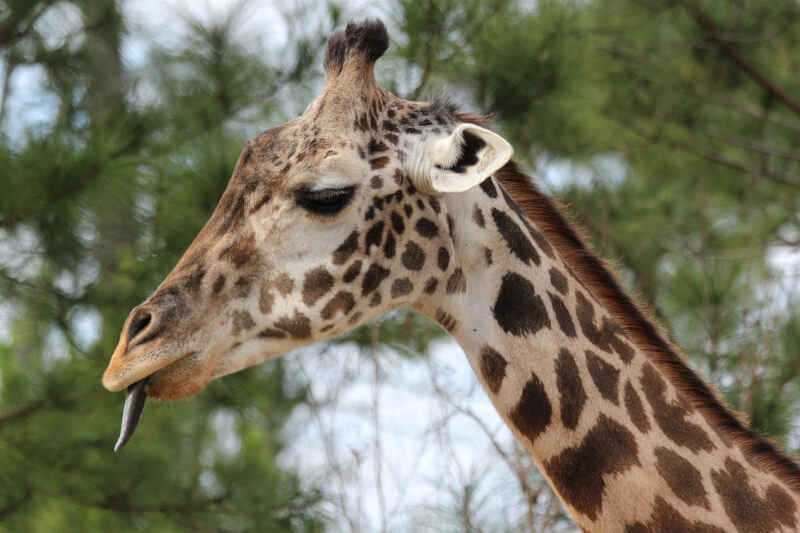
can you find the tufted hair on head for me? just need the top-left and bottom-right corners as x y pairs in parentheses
(323, 18), (389, 76)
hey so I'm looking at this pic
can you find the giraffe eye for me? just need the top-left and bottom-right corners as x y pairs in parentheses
(295, 186), (357, 215)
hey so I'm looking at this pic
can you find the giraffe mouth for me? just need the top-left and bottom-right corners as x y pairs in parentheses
(114, 378), (148, 453)
(111, 349), (202, 452)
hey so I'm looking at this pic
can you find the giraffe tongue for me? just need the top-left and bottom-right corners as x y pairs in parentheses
(114, 379), (148, 453)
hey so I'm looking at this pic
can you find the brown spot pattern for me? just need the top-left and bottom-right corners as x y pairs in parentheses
(415, 218), (439, 238)
(321, 291), (355, 319)
(509, 371), (552, 443)
(333, 231), (359, 265)
(219, 233), (255, 267)
(446, 215), (455, 241)
(343, 260), (362, 283)
(555, 348), (586, 430)
(479, 177), (498, 198)
(445, 268), (466, 294)
(711, 458), (797, 533)
(401, 241), (425, 271)
(273, 272), (294, 296)
(365, 221), (384, 254)
(232, 310), (255, 335)
(624, 381), (650, 433)
(544, 414), (640, 520)
(369, 292), (382, 307)
(625, 496), (725, 533)
(361, 263), (390, 296)
(370, 156), (389, 169)
(423, 277), (438, 294)
(499, 186), (556, 259)
(549, 267), (568, 295)
(391, 278), (413, 298)
(640, 362), (714, 453)
(391, 169), (403, 184)
(390, 211), (404, 234)
(274, 312), (311, 339)
(434, 308), (457, 331)
(473, 205), (485, 228)
(654, 446), (710, 509)
(258, 328), (286, 339)
(492, 207), (540, 266)
(575, 291), (635, 363)
(437, 247), (450, 271)
(232, 276), (251, 298)
(184, 267), (205, 294)
(586, 350), (620, 405)
(302, 266), (334, 306)
(212, 274), (226, 295)
(479, 346), (507, 394)
(549, 292), (576, 338)
(383, 232), (396, 258)
(259, 282), (274, 314)
(492, 272), (551, 337)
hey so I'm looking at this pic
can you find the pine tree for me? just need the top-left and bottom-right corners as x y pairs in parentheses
(0, 2), (330, 530)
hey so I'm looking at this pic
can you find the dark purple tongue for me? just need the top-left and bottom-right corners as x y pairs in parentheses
(114, 379), (147, 453)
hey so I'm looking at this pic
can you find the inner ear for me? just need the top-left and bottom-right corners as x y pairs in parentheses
(416, 123), (513, 194)
(437, 131), (487, 174)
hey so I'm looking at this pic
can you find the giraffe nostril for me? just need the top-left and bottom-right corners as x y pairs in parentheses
(127, 308), (153, 345)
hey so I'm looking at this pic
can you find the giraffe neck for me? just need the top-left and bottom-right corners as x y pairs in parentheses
(418, 176), (800, 532)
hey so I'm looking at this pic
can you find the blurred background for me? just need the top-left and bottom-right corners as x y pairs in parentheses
(1, 0), (799, 531)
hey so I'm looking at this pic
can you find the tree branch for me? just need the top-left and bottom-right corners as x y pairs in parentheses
(713, 99), (800, 133)
(674, 139), (800, 190)
(611, 114), (800, 190)
(0, 399), (44, 426)
(679, 0), (800, 118)
(709, 134), (800, 163)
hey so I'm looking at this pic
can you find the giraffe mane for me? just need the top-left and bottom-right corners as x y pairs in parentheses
(490, 155), (800, 493)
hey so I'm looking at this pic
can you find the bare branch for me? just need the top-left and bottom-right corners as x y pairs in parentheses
(679, 0), (800, 118)
(0, 399), (44, 426)
(610, 114), (800, 190)
(712, 99), (800, 133)
(676, 140), (800, 190)
(710, 134), (800, 163)
(370, 325), (388, 533)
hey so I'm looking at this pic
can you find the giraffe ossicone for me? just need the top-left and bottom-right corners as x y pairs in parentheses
(103, 18), (800, 532)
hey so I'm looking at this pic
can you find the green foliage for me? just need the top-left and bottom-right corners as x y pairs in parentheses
(0, 1), (335, 530)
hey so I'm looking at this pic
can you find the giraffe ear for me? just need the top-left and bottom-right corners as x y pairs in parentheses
(414, 124), (513, 194)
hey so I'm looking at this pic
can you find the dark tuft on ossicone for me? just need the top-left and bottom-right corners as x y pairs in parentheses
(323, 31), (348, 74)
(323, 19), (389, 75)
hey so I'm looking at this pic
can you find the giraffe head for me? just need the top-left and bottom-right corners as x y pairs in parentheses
(102, 19), (511, 442)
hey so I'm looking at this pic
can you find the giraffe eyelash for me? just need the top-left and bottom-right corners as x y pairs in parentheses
(294, 185), (357, 215)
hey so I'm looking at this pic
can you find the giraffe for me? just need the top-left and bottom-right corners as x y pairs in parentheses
(102, 19), (800, 532)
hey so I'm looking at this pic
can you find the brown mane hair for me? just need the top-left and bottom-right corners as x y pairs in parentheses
(490, 158), (800, 492)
